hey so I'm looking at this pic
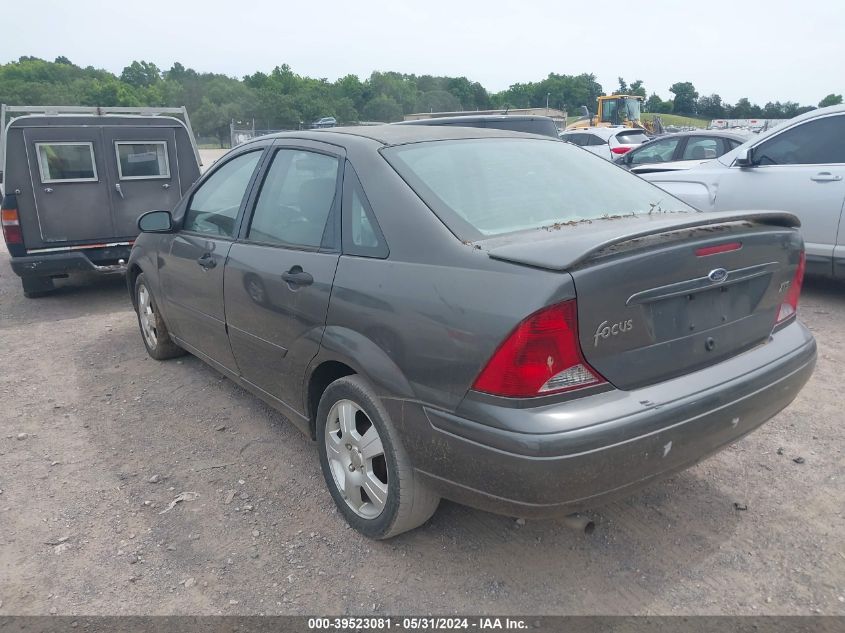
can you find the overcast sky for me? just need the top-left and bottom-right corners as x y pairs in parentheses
(4, 0), (842, 106)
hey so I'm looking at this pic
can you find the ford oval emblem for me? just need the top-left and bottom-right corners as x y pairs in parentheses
(708, 268), (729, 283)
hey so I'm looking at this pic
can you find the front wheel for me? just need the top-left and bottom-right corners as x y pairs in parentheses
(134, 273), (184, 360)
(317, 375), (440, 539)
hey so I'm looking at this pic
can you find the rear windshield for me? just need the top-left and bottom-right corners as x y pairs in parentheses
(616, 131), (650, 145)
(383, 138), (693, 239)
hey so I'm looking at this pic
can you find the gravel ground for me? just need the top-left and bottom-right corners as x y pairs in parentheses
(0, 238), (843, 616)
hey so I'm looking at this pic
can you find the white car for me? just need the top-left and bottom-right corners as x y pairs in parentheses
(559, 127), (649, 160)
(641, 105), (845, 278)
(614, 130), (750, 174)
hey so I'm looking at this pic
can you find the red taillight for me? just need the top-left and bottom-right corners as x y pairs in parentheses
(472, 300), (606, 398)
(696, 241), (742, 257)
(610, 146), (632, 155)
(776, 251), (805, 324)
(1, 207), (22, 245)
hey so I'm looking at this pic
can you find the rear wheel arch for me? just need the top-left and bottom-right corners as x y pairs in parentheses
(305, 327), (417, 439)
(307, 360), (357, 438)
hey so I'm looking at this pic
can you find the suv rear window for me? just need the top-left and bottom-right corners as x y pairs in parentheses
(483, 118), (560, 138)
(384, 138), (692, 239)
(615, 131), (650, 145)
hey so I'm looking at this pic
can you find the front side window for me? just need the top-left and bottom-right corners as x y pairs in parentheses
(35, 142), (97, 182)
(601, 100), (619, 124)
(115, 141), (170, 179)
(384, 138), (693, 239)
(247, 149), (339, 248)
(754, 115), (845, 165)
(682, 137), (720, 160)
(183, 150), (263, 237)
(630, 137), (681, 165)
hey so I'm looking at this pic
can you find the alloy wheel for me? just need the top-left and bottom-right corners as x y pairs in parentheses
(324, 399), (389, 519)
(138, 284), (158, 349)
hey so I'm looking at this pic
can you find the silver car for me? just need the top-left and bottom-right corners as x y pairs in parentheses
(642, 105), (845, 278)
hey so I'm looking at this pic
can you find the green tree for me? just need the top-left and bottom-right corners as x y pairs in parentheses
(362, 94), (403, 122)
(120, 61), (161, 88)
(819, 93), (843, 107)
(697, 94), (726, 119)
(669, 82), (699, 115)
(629, 80), (646, 98)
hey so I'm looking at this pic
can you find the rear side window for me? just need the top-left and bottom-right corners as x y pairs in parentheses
(184, 150), (262, 237)
(35, 142), (97, 182)
(754, 115), (845, 165)
(384, 138), (693, 239)
(585, 134), (607, 146)
(247, 149), (340, 249)
(342, 164), (388, 258)
(115, 141), (170, 179)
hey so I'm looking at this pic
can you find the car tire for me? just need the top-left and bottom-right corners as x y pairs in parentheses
(21, 276), (55, 298)
(134, 273), (184, 361)
(316, 375), (440, 539)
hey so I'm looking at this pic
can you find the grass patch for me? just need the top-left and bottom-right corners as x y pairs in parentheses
(564, 113), (710, 129)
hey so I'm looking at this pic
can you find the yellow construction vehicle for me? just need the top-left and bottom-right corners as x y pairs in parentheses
(566, 94), (649, 131)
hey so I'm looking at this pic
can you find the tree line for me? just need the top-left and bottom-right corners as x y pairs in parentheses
(1, 56), (841, 145)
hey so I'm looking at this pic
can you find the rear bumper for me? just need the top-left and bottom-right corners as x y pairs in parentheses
(388, 321), (816, 518)
(9, 246), (131, 278)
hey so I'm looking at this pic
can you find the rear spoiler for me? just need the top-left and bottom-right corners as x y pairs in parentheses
(486, 211), (800, 271)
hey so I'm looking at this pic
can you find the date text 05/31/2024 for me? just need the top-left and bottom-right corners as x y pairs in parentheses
(307, 617), (529, 630)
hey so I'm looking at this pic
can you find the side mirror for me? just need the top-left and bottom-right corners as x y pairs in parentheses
(138, 210), (174, 233)
(734, 147), (756, 167)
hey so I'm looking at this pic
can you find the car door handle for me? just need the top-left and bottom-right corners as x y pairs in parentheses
(197, 253), (217, 270)
(811, 172), (842, 182)
(281, 266), (313, 286)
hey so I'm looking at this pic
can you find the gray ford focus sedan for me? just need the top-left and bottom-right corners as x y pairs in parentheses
(128, 125), (816, 539)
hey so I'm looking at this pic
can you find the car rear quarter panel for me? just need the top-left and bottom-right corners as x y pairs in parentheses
(321, 144), (580, 411)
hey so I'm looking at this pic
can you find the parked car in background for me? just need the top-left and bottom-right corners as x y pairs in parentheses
(127, 124), (814, 539)
(0, 105), (202, 297)
(396, 114), (560, 138)
(311, 117), (337, 128)
(559, 127), (649, 160)
(615, 130), (750, 174)
(643, 105), (845, 278)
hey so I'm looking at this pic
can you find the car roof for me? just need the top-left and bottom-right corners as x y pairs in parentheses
(241, 124), (553, 149)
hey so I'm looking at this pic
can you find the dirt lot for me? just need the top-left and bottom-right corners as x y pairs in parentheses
(0, 238), (843, 617)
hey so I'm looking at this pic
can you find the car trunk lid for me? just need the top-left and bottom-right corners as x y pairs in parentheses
(485, 211), (802, 390)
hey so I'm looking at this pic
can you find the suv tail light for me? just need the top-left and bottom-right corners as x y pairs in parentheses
(472, 300), (606, 398)
(611, 147), (632, 155)
(1, 206), (22, 245)
(776, 251), (805, 325)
